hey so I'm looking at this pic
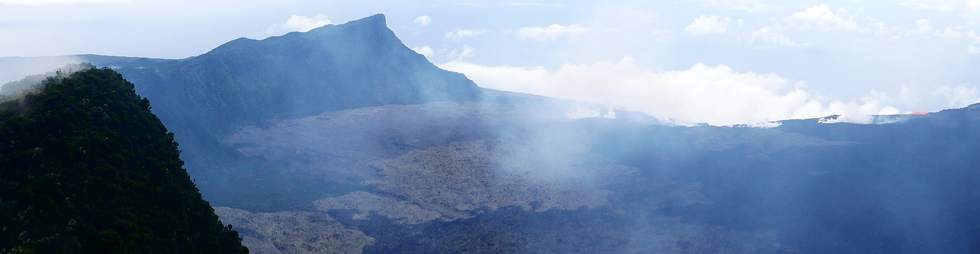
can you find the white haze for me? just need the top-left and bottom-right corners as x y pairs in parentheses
(0, 56), (84, 91)
(442, 58), (980, 125)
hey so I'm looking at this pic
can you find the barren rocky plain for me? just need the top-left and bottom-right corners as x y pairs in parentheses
(212, 101), (812, 253)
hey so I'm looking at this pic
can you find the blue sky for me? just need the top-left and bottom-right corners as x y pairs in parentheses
(3, 0), (980, 124)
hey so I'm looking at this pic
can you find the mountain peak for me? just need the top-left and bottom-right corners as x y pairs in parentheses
(361, 13), (387, 25)
(306, 13), (387, 34)
(114, 12), (480, 139)
(207, 14), (391, 56)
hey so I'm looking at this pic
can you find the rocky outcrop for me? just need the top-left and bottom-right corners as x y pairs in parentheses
(215, 207), (373, 254)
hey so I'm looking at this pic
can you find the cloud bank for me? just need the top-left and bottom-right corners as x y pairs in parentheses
(412, 46), (434, 58)
(0, 0), (127, 5)
(445, 29), (486, 41)
(686, 16), (731, 35)
(266, 15), (331, 35)
(442, 58), (979, 125)
(413, 15), (432, 27)
(517, 24), (590, 41)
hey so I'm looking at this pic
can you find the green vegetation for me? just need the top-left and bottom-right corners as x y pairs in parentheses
(0, 67), (247, 253)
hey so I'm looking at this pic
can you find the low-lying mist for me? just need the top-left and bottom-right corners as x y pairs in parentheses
(202, 86), (980, 253)
(0, 63), (94, 103)
(0, 56), (85, 86)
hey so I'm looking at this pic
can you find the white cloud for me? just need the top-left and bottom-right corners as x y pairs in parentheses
(789, 5), (862, 32)
(901, 0), (980, 11)
(931, 85), (980, 106)
(445, 29), (486, 41)
(689, 0), (772, 12)
(455, 1), (564, 7)
(412, 46), (435, 58)
(865, 18), (902, 39)
(901, 0), (957, 11)
(908, 18), (933, 35)
(412, 46), (434, 58)
(686, 16), (731, 35)
(924, 25), (980, 53)
(447, 47), (476, 61)
(854, 85), (980, 117)
(744, 5), (872, 48)
(750, 27), (806, 47)
(266, 15), (331, 35)
(413, 15), (432, 27)
(441, 58), (823, 125)
(517, 24), (590, 41)
(0, 0), (127, 5)
(441, 59), (977, 125)
(506, 1), (564, 7)
(748, 4), (880, 47)
(936, 27), (968, 39)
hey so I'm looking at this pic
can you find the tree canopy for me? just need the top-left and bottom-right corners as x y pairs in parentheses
(0, 66), (248, 253)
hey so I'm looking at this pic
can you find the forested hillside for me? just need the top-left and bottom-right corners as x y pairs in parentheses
(0, 66), (247, 253)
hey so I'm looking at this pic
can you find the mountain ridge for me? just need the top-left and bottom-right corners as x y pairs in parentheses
(81, 14), (480, 206)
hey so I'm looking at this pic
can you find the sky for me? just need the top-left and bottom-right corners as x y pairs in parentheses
(3, 0), (980, 125)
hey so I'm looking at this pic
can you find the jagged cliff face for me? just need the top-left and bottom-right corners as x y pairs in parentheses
(0, 68), (247, 253)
